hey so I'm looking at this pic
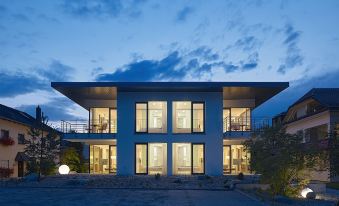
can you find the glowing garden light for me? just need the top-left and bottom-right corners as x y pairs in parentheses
(58, 165), (70, 175)
(301, 187), (313, 198)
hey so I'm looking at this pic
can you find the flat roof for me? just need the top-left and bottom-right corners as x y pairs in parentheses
(51, 81), (289, 109)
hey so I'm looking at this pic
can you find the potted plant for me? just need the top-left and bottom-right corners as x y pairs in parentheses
(0, 137), (15, 146)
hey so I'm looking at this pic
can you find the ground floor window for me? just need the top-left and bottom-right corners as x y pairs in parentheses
(172, 143), (205, 175)
(223, 145), (250, 174)
(90, 145), (117, 174)
(135, 143), (167, 175)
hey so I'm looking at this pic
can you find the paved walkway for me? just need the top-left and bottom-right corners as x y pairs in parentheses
(0, 187), (265, 206)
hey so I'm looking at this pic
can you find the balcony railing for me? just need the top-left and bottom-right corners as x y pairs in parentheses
(223, 116), (270, 133)
(61, 119), (117, 134)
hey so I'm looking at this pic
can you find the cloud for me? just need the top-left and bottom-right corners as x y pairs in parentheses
(61, 0), (146, 19)
(176, 6), (194, 22)
(0, 61), (75, 97)
(278, 24), (303, 74)
(0, 72), (46, 97)
(233, 36), (261, 52)
(96, 46), (260, 81)
(36, 60), (76, 82)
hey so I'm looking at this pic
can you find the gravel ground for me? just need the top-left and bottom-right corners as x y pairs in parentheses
(0, 187), (265, 206)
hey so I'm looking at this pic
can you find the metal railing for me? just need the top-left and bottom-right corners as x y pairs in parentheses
(223, 116), (270, 133)
(61, 119), (117, 134)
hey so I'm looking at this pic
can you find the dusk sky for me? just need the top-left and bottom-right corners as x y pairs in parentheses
(0, 0), (339, 124)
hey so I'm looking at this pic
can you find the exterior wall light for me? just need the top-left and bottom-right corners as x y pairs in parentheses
(58, 165), (70, 175)
(301, 187), (313, 198)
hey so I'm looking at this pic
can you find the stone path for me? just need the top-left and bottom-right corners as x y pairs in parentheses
(0, 187), (265, 206)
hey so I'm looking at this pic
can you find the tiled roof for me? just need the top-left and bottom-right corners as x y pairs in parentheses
(0, 104), (59, 133)
(291, 88), (339, 109)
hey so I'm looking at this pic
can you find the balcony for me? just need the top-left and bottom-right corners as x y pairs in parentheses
(223, 116), (270, 137)
(61, 119), (117, 134)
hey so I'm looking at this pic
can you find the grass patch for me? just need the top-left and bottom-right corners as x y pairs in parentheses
(326, 182), (339, 190)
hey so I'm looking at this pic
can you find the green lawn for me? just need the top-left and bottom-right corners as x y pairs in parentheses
(327, 182), (339, 190)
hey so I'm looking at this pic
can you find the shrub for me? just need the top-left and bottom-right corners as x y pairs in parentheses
(237, 172), (244, 180)
(155, 173), (160, 180)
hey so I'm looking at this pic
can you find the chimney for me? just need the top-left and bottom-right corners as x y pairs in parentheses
(36, 106), (42, 123)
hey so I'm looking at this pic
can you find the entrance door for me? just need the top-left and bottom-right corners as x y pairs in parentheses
(18, 161), (24, 177)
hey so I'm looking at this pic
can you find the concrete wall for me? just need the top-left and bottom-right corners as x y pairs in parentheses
(116, 91), (223, 176)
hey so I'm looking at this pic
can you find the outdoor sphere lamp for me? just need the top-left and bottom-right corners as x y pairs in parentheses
(58, 164), (70, 175)
(301, 187), (313, 198)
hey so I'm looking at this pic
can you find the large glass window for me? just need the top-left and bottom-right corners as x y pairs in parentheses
(148, 143), (167, 175)
(223, 108), (251, 132)
(135, 143), (167, 175)
(90, 145), (116, 174)
(90, 108), (117, 133)
(148, 102), (167, 133)
(193, 103), (204, 133)
(192, 144), (205, 174)
(135, 144), (147, 174)
(173, 102), (205, 133)
(172, 143), (205, 175)
(136, 102), (167, 133)
(223, 145), (251, 174)
(173, 143), (191, 175)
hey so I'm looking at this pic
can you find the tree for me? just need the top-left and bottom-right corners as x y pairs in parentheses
(24, 117), (60, 180)
(328, 131), (339, 179)
(244, 126), (323, 198)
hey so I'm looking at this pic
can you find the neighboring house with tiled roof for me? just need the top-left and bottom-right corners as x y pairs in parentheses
(0, 104), (60, 177)
(282, 88), (339, 182)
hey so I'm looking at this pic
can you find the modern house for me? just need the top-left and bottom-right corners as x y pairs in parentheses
(279, 88), (339, 181)
(0, 104), (59, 177)
(52, 82), (288, 176)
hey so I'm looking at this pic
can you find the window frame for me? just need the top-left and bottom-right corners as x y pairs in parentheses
(1, 129), (9, 138)
(223, 145), (232, 174)
(88, 107), (117, 134)
(191, 143), (205, 175)
(135, 102), (167, 134)
(192, 102), (205, 133)
(135, 143), (148, 175)
(223, 107), (252, 132)
(173, 101), (206, 134)
(17, 133), (25, 145)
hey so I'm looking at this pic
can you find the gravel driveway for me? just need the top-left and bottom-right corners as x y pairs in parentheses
(0, 188), (264, 206)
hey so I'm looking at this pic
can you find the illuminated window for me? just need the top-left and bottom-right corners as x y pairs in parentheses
(136, 102), (167, 133)
(135, 144), (147, 174)
(223, 145), (251, 174)
(223, 108), (251, 132)
(173, 102), (205, 133)
(135, 143), (167, 175)
(172, 143), (205, 175)
(90, 108), (117, 133)
(90, 145), (116, 174)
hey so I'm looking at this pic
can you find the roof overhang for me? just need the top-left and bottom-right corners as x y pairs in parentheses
(52, 82), (289, 109)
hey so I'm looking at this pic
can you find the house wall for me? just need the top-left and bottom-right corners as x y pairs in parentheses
(285, 111), (330, 134)
(116, 91), (223, 176)
(0, 119), (30, 177)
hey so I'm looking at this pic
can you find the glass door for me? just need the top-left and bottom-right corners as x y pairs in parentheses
(192, 144), (205, 174)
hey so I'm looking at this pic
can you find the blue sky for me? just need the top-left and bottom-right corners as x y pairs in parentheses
(0, 0), (339, 123)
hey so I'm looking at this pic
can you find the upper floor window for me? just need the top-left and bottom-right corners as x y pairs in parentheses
(223, 108), (251, 132)
(135, 101), (167, 133)
(90, 108), (117, 133)
(173, 101), (205, 133)
(1, 130), (9, 138)
(18, 134), (25, 144)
